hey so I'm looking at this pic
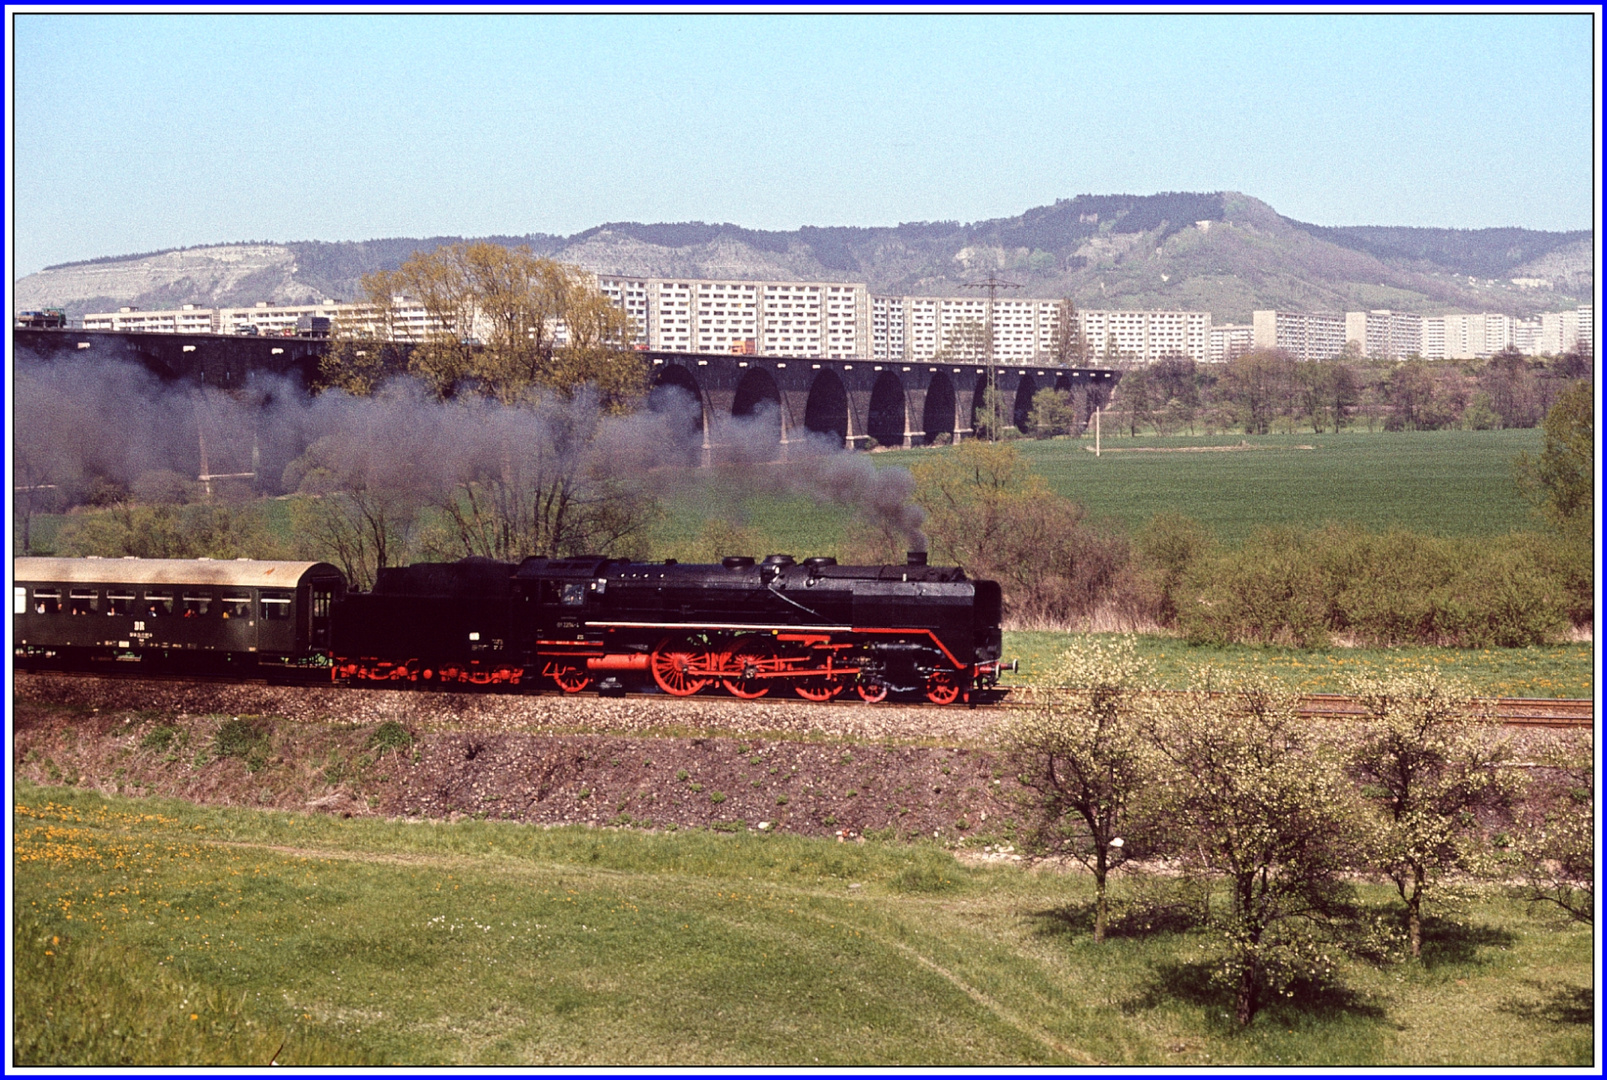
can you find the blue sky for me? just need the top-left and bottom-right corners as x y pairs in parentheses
(9, 10), (1599, 276)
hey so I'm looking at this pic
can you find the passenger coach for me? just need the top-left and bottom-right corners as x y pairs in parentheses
(13, 557), (345, 674)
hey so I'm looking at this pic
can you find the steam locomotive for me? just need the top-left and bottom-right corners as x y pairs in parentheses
(14, 552), (1008, 704)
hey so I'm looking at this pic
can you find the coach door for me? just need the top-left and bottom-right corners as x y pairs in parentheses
(308, 584), (335, 649)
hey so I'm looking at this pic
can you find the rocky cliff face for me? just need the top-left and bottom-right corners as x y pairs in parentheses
(16, 244), (335, 319)
(18, 192), (1592, 324)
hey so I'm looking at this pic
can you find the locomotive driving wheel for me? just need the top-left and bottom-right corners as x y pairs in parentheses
(925, 670), (962, 706)
(855, 680), (889, 704)
(651, 636), (712, 696)
(794, 678), (844, 701)
(721, 639), (774, 699)
(551, 664), (592, 694)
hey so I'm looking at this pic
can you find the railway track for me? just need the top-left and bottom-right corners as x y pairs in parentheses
(16, 669), (1595, 728)
(999, 687), (1595, 728)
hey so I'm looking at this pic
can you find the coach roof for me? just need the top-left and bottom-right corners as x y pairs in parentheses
(14, 557), (344, 590)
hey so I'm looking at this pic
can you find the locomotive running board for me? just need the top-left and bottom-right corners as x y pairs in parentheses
(586, 621), (966, 671)
(589, 621), (854, 633)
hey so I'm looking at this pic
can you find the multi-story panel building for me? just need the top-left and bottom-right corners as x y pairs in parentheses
(85, 300), (354, 336)
(937, 298), (990, 360)
(870, 295), (905, 361)
(907, 298), (942, 360)
(1251, 310), (1346, 362)
(760, 282), (825, 357)
(1512, 317), (1543, 355)
(693, 281), (760, 354)
(83, 304), (222, 333)
(1345, 310), (1423, 359)
(1419, 316), (1446, 359)
(1072, 308), (1213, 363)
(647, 281), (695, 352)
(824, 285), (867, 359)
(597, 277), (651, 347)
(1209, 323), (1253, 363)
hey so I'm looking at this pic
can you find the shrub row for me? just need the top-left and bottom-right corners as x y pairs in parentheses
(1157, 522), (1583, 649)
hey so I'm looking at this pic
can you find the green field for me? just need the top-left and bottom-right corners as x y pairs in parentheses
(646, 429), (1549, 556)
(23, 429), (1551, 559)
(878, 428), (1547, 541)
(14, 784), (1592, 1067)
(1002, 632), (1594, 699)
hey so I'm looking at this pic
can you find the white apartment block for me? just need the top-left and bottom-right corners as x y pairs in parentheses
(938, 298), (991, 360)
(1079, 309), (1211, 362)
(867, 297), (1210, 364)
(1539, 306), (1594, 355)
(824, 285), (866, 359)
(870, 295), (906, 361)
(1438, 313), (1510, 360)
(692, 281), (759, 354)
(906, 298), (942, 360)
(1209, 323), (1253, 364)
(84, 300), (345, 335)
(647, 280), (696, 352)
(596, 278), (651, 347)
(1512, 318), (1543, 355)
(1252, 310), (1346, 363)
(1344, 310), (1422, 360)
(760, 282), (825, 356)
(1420, 317), (1446, 360)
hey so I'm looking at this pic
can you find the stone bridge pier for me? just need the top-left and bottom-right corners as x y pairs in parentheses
(643, 351), (1121, 461)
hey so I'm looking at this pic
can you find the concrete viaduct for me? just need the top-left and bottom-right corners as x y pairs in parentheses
(646, 351), (1121, 455)
(12, 327), (1123, 453)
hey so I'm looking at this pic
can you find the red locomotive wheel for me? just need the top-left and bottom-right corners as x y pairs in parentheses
(795, 677), (844, 702)
(722, 642), (773, 699)
(925, 670), (962, 706)
(856, 681), (889, 704)
(552, 665), (591, 694)
(651, 638), (711, 696)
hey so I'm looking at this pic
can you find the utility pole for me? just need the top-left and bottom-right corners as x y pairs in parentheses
(962, 272), (1021, 442)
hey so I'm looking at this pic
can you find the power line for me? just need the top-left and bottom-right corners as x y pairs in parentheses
(962, 273), (1022, 442)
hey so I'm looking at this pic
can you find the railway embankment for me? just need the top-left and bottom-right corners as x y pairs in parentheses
(12, 674), (1588, 844)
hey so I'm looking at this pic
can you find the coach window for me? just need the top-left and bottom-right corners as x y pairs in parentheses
(260, 590), (292, 620)
(221, 596), (252, 620)
(69, 589), (99, 615)
(144, 592), (174, 617)
(105, 591), (135, 616)
(182, 593), (212, 617)
(32, 589), (61, 615)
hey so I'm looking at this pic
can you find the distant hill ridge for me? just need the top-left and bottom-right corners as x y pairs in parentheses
(19, 191), (1592, 324)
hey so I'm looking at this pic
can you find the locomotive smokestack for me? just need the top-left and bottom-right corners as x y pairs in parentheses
(906, 551), (927, 567)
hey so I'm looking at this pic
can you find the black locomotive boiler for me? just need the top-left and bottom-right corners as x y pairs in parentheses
(331, 551), (1007, 703)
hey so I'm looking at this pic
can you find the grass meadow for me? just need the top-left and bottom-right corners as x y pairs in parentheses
(1001, 632), (1594, 698)
(878, 427), (1548, 541)
(24, 428), (1548, 560)
(13, 783), (1594, 1067)
(641, 427), (1548, 557)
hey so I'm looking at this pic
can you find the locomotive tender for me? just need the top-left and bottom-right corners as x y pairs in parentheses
(15, 552), (1008, 704)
